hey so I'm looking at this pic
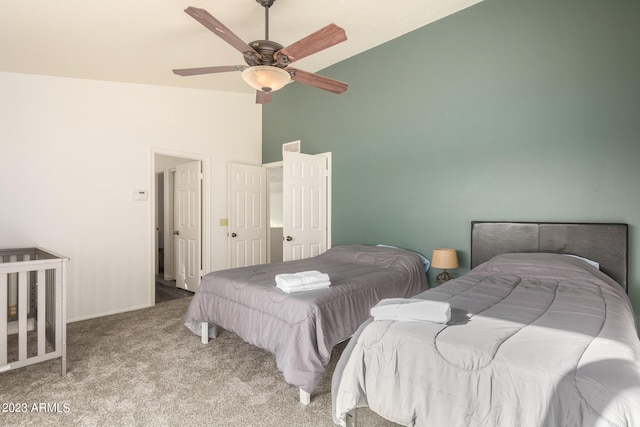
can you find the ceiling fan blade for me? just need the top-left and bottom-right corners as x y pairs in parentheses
(256, 90), (272, 104)
(184, 7), (260, 57)
(173, 65), (247, 76)
(288, 68), (348, 94)
(277, 24), (347, 64)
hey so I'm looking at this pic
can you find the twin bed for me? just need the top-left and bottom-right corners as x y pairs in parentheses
(183, 221), (640, 426)
(183, 244), (427, 404)
(332, 222), (640, 426)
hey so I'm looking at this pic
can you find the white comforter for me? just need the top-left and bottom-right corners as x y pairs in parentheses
(332, 253), (640, 426)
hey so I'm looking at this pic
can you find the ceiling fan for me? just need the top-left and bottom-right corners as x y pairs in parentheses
(173, 0), (349, 104)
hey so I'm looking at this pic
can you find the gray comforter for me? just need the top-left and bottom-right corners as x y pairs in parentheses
(184, 245), (427, 393)
(332, 253), (640, 426)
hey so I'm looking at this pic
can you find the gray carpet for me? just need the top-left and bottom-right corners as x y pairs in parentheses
(1, 297), (396, 426)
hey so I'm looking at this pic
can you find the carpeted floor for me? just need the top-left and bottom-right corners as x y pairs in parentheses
(0, 297), (397, 426)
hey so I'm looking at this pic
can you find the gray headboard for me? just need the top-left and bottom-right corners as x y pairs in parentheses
(470, 221), (629, 291)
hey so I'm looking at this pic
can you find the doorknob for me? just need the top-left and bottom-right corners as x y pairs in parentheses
(285, 235), (293, 241)
(173, 230), (180, 236)
(231, 233), (237, 237)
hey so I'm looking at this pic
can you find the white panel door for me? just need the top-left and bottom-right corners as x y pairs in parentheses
(174, 161), (202, 291)
(229, 163), (267, 268)
(283, 152), (328, 261)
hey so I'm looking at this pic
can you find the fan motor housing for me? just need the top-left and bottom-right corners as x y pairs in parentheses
(244, 40), (289, 67)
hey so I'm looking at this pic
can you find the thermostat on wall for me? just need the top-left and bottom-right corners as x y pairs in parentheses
(132, 189), (148, 201)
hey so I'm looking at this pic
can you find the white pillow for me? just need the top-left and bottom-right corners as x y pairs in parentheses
(377, 244), (431, 272)
(564, 254), (600, 270)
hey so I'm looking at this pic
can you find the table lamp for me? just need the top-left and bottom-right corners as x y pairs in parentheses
(431, 248), (459, 284)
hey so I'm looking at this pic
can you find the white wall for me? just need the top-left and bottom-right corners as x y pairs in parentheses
(0, 71), (262, 322)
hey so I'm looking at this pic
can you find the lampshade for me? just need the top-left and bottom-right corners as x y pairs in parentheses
(241, 66), (291, 93)
(431, 248), (459, 270)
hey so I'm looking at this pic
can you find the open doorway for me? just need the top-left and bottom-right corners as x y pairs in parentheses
(267, 166), (284, 263)
(261, 151), (331, 264)
(152, 151), (210, 305)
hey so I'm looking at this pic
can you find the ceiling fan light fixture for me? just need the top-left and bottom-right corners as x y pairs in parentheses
(241, 66), (291, 93)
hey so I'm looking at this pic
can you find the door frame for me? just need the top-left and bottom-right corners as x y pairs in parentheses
(150, 147), (211, 305)
(155, 170), (163, 276)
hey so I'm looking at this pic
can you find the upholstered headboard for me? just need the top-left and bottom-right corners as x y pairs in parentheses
(470, 221), (629, 291)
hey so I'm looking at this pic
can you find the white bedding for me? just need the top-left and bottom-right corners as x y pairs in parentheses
(332, 253), (640, 426)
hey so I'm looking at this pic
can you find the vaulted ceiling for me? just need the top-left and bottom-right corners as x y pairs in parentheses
(0, 0), (481, 94)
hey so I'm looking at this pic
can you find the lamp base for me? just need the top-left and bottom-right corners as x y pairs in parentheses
(436, 270), (452, 284)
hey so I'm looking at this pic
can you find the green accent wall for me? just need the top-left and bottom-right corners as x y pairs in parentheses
(262, 0), (640, 318)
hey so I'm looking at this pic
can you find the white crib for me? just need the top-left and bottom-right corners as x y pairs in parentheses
(0, 247), (68, 375)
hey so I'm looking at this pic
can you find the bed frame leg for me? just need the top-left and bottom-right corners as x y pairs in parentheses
(201, 322), (208, 344)
(346, 409), (357, 427)
(200, 322), (218, 344)
(299, 389), (311, 405)
(200, 322), (209, 344)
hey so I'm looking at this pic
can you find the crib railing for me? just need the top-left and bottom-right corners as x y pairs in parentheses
(0, 248), (68, 375)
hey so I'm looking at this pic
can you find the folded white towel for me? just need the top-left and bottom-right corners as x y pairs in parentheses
(370, 298), (451, 324)
(275, 270), (330, 288)
(277, 281), (331, 293)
